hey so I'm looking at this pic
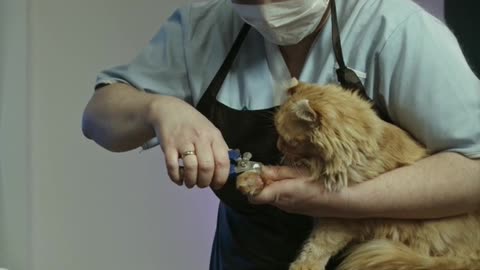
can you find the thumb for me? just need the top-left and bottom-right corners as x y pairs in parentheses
(261, 165), (308, 181)
(248, 179), (298, 205)
(248, 184), (278, 205)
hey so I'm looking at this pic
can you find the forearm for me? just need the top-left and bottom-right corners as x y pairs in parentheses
(338, 152), (480, 219)
(82, 83), (159, 152)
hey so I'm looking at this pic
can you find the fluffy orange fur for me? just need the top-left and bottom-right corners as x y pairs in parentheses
(236, 82), (480, 270)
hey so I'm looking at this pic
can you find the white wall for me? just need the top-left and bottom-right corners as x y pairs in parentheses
(0, 1), (5, 263)
(0, 0), (445, 270)
(29, 0), (220, 269)
(0, 0), (32, 269)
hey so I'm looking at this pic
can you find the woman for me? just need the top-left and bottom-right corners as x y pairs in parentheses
(82, 0), (480, 269)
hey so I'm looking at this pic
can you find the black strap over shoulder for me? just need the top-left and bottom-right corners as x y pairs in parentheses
(330, 0), (391, 122)
(197, 1), (391, 122)
(197, 24), (251, 109)
(330, 0), (368, 97)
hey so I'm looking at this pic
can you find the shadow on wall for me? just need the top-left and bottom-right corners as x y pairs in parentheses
(444, 0), (480, 78)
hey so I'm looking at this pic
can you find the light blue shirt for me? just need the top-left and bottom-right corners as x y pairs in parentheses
(96, 0), (480, 158)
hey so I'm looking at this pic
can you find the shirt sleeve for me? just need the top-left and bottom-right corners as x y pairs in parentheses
(377, 10), (480, 159)
(95, 6), (192, 103)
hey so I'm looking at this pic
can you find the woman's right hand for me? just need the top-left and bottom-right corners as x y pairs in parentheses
(147, 95), (230, 189)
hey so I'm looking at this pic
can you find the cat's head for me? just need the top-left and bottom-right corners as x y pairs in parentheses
(274, 81), (382, 163)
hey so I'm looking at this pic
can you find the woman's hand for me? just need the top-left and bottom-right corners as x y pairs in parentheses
(250, 153), (480, 220)
(148, 96), (230, 189)
(249, 166), (352, 217)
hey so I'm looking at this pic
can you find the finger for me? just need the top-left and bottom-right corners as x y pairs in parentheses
(248, 179), (300, 206)
(195, 141), (215, 188)
(180, 146), (198, 189)
(261, 165), (309, 181)
(164, 146), (182, 186)
(211, 140), (230, 190)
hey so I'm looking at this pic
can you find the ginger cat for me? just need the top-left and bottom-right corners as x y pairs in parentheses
(236, 81), (480, 270)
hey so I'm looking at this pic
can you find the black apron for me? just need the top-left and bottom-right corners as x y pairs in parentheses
(196, 1), (389, 269)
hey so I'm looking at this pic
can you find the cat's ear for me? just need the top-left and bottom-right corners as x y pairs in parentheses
(294, 99), (317, 122)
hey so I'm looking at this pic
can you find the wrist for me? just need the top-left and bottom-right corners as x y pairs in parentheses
(146, 95), (162, 127)
(145, 95), (175, 128)
(142, 95), (173, 145)
(319, 186), (371, 219)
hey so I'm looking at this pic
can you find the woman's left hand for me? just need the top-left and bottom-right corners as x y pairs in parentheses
(248, 166), (351, 217)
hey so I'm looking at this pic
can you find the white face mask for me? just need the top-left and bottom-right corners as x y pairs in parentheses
(232, 0), (329, 46)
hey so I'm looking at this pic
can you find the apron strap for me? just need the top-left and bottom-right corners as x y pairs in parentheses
(330, 0), (391, 122)
(196, 23), (251, 111)
(330, 0), (368, 97)
(197, 3), (391, 122)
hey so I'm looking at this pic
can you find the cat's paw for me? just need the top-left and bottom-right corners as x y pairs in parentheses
(236, 171), (265, 196)
(322, 159), (349, 192)
(323, 171), (347, 192)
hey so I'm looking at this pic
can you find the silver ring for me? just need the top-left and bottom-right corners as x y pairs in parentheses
(181, 150), (196, 159)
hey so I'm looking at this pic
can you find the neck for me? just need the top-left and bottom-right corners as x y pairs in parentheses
(278, 7), (331, 78)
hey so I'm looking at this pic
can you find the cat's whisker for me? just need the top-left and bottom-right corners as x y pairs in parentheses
(279, 155), (286, 165)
